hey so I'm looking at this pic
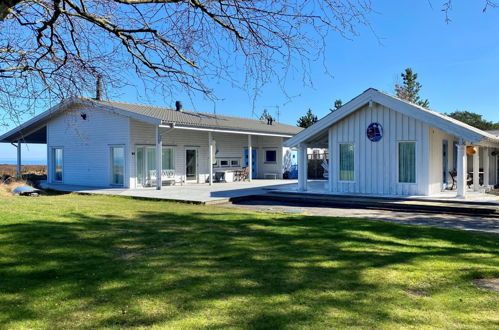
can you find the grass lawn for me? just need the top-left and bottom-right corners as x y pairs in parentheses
(0, 193), (498, 329)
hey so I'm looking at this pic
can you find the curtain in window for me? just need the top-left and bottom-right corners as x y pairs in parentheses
(339, 144), (354, 181)
(399, 142), (416, 183)
(162, 148), (175, 170)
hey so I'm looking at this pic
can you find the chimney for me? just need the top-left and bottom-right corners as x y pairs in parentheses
(95, 74), (102, 101)
(175, 100), (183, 111)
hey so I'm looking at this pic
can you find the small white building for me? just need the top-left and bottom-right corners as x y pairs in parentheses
(284, 88), (499, 198)
(0, 97), (301, 188)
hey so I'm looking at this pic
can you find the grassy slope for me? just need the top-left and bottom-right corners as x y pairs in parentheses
(0, 194), (498, 329)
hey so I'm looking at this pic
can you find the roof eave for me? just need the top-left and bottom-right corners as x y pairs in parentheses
(162, 123), (295, 138)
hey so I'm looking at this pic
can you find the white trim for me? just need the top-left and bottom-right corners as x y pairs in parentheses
(283, 88), (499, 148)
(397, 141), (417, 184)
(163, 124), (294, 138)
(338, 142), (355, 183)
(51, 146), (64, 183)
(185, 147), (199, 182)
(109, 145), (126, 187)
(264, 148), (278, 164)
(0, 97), (161, 143)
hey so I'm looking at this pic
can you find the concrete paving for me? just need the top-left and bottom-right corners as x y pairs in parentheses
(41, 180), (298, 204)
(222, 199), (499, 234)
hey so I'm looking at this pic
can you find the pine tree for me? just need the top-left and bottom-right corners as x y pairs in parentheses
(297, 108), (318, 128)
(395, 68), (430, 108)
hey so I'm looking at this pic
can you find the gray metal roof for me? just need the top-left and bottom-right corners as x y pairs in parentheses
(94, 99), (303, 136)
(0, 97), (302, 143)
(486, 129), (499, 137)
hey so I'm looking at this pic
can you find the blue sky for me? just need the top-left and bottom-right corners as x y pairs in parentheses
(1, 1), (499, 162)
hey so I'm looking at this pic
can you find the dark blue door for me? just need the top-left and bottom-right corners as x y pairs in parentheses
(244, 149), (257, 178)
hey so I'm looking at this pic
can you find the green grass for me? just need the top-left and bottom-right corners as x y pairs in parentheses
(0, 193), (498, 329)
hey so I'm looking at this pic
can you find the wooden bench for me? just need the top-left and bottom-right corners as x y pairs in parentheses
(264, 172), (278, 180)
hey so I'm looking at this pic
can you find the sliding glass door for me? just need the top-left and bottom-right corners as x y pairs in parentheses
(136, 146), (175, 187)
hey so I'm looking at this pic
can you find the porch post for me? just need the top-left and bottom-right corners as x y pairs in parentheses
(298, 145), (308, 191)
(155, 126), (162, 190)
(16, 140), (21, 179)
(328, 128), (333, 193)
(456, 144), (467, 198)
(208, 131), (213, 186)
(473, 146), (480, 191)
(483, 147), (490, 188)
(248, 135), (252, 181)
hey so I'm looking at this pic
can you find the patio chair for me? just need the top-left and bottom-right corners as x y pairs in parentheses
(449, 170), (456, 190)
(467, 173), (473, 188)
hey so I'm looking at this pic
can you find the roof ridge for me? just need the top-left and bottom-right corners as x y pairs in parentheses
(94, 98), (297, 128)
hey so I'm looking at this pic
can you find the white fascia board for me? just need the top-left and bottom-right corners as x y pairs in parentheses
(370, 93), (488, 144)
(161, 124), (294, 138)
(0, 97), (162, 143)
(283, 89), (375, 147)
(284, 88), (499, 147)
(0, 97), (77, 143)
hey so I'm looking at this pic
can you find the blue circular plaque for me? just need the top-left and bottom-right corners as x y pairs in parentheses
(367, 122), (383, 142)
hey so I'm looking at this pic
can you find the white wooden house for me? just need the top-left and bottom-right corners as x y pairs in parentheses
(284, 88), (499, 198)
(0, 97), (301, 189)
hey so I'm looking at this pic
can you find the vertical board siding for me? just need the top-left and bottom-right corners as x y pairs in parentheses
(428, 127), (459, 195)
(47, 105), (130, 187)
(329, 103), (430, 196)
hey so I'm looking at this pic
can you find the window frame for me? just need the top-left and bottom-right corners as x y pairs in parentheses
(338, 142), (355, 182)
(264, 149), (277, 164)
(51, 147), (64, 183)
(110, 145), (125, 186)
(161, 146), (175, 170)
(397, 141), (417, 184)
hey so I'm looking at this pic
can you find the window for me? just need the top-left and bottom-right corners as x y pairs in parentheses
(52, 148), (63, 182)
(399, 142), (416, 183)
(110, 146), (125, 185)
(162, 147), (175, 170)
(231, 160), (240, 166)
(265, 150), (277, 163)
(220, 160), (229, 167)
(339, 143), (354, 181)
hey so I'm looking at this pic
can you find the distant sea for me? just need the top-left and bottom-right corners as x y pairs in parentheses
(0, 159), (47, 165)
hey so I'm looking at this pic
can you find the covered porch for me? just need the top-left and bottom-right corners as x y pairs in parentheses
(132, 122), (289, 190)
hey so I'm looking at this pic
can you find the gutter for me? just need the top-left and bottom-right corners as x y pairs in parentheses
(159, 122), (295, 138)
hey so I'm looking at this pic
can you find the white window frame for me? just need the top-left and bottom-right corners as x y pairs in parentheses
(161, 146), (176, 170)
(231, 159), (240, 167)
(397, 141), (417, 184)
(51, 147), (64, 183)
(264, 149), (278, 164)
(110, 145), (126, 187)
(338, 142), (355, 183)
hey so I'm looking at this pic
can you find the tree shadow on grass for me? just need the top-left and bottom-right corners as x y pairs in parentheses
(0, 210), (498, 328)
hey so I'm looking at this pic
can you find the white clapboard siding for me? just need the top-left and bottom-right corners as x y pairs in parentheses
(47, 105), (130, 187)
(329, 103), (430, 196)
(129, 119), (285, 186)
